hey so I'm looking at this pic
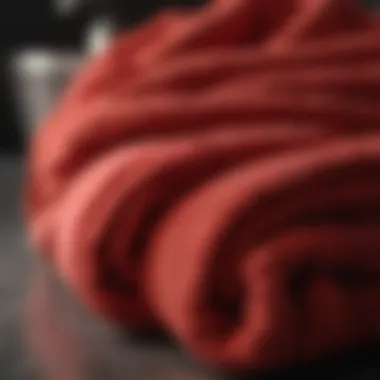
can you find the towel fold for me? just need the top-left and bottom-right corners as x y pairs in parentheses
(27, 0), (380, 372)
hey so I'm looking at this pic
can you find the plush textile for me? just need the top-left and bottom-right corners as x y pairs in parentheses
(27, 0), (380, 372)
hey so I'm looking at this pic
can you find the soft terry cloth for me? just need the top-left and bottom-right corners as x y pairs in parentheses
(27, 0), (380, 372)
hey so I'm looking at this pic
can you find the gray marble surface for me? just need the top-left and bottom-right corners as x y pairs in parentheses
(0, 155), (379, 380)
(0, 156), (38, 380)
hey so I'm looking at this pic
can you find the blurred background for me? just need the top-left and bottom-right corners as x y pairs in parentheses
(1, 0), (206, 153)
(0, 0), (380, 379)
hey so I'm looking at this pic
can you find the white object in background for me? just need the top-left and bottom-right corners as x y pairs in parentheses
(10, 49), (83, 137)
(10, 16), (115, 138)
(53, 0), (116, 56)
(84, 17), (115, 56)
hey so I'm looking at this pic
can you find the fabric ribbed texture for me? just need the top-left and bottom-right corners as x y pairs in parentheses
(27, 0), (380, 372)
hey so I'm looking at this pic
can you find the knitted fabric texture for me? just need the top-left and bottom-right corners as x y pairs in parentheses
(27, 0), (380, 372)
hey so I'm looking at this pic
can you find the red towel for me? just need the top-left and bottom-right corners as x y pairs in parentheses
(27, 0), (380, 372)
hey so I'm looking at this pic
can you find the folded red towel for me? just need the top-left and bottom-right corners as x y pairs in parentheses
(27, 0), (380, 372)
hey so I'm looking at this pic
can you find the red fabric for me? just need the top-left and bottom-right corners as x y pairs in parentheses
(27, 0), (380, 372)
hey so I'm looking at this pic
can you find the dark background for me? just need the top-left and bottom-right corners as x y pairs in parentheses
(0, 0), (207, 154)
(0, 0), (85, 153)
